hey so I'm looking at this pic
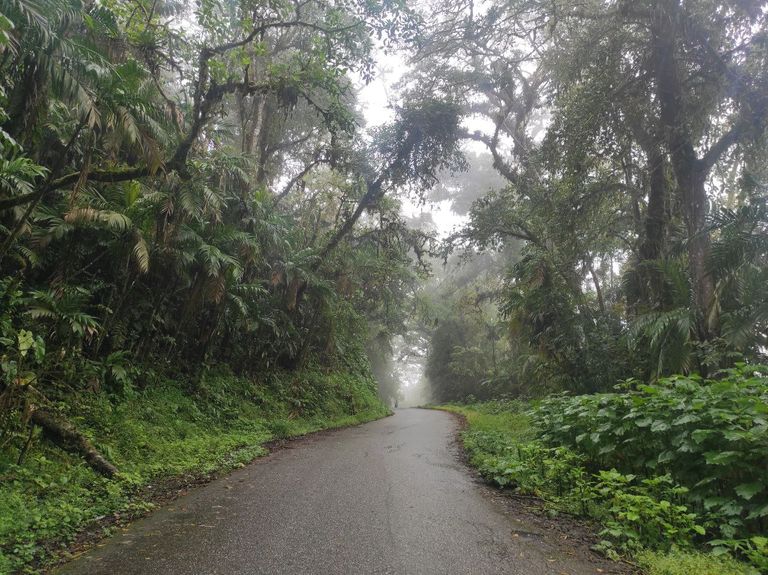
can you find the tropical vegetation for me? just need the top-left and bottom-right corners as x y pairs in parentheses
(413, 0), (768, 571)
(1, 0), (767, 572)
(0, 0), (459, 570)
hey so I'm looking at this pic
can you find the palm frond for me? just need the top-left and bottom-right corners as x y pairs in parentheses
(64, 207), (131, 231)
(0, 156), (47, 197)
(131, 231), (149, 274)
(629, 307), (694, 378)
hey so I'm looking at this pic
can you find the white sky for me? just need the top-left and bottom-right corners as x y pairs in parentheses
(356, 51), (402, 128)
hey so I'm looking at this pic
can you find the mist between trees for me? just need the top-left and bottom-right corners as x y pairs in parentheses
(0, 0), (766, 571)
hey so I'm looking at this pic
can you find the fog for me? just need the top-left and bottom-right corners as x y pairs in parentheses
(364, 147), (512, 406)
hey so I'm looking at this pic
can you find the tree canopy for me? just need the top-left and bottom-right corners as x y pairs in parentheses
(413, 0), (768, 400)
(1, 0), (768, 571)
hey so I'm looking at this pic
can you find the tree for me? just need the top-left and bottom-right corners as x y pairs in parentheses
(412, 0), (768, 392)
(0, 0), (448, 471)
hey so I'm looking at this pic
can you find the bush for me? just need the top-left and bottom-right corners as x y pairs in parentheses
(532, 365), (768, 541)
(590, 471), (704, 556)
(441, 389), (767, 571)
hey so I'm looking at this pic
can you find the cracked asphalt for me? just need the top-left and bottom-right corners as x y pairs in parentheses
(55, 409), (612, 575)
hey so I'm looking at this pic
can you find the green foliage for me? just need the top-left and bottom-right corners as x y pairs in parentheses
(0, 369), (387, 573)
(373, 98), (467, 193)
(707, 537), (768, 573)
(0, 10), (424, 570)
(416, 0), (768, 402)
(2, 0), (767, 572)
(635, 549), (757, 575)
(500, 246), (631, 392)
(590, 471), (704, 556)
(422, 251), (529, 402)
(532, 365), (768, 542)
(0, 0), (433, 401)
(439, 392), (766, 571)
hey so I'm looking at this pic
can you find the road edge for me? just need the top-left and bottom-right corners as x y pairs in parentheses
(42, 408), (392, 574)
(426, 405), (640, 575)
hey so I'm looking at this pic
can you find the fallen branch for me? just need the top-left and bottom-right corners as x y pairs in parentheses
(30, 406), (119, 478)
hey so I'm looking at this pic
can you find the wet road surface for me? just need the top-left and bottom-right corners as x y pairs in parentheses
(56, 409), (611, 575)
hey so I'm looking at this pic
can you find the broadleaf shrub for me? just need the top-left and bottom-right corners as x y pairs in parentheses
(531, 365), (768, 542)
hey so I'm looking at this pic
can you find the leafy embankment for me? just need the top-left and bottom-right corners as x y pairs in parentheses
(0, 368), (387, 574)
(438, 365), (768, 575)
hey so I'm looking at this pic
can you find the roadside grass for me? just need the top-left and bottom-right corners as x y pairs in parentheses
(635, 550), (755, 575)
(434, 396), (762, 575)
(0, 367), (388, 574)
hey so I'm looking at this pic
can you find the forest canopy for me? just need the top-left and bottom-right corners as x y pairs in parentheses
(1, 0), (767, 571)
(0, 0), (766, 465)
(414, 0), (768, 401)
(0, 2), (460, 392)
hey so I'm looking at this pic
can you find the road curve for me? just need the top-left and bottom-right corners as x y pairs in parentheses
(56, 409), (610, 575)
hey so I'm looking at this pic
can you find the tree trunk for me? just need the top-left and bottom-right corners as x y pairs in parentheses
(686, 174), (717, 338)
(651, 0), (717, 339)
(30, 407), (119, 477)
(588, 263), (606, 314)
(4, 56), (45, 149)
(637, 140), (668, 308)
(640, 145), (666, 263)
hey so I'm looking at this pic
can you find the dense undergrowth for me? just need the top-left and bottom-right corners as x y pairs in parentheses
(438, 365), (768, 575)
(0, 367), (387, 574)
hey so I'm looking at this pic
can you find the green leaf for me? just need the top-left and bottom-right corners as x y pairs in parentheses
(691, 429), (712, 444)
(747, 503), (768, 519)
(723, 430), (747, 442)
(33, 335), (45, 363)
(17, 329), (34, 357)
(720, 501), (745, 516)
(657, 450), (675, 463)
(703, 450), (739, 465)
(650, 420), (670, 432)
(672, 414), (699, 426)
(598, 444), (616, 455)
(735, 482), (763, 501)
(703, 497), (728, 510)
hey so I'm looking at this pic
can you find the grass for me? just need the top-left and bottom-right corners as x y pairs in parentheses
(0, 367), (388, 574)
(434, 401), (761, 575)
(438, 400), (534, 441)
(635, 550), (756, 575)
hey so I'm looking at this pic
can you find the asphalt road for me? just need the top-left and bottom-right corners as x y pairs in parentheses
(55, 409), (610, 575)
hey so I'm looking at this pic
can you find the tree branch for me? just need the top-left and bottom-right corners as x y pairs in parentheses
(171, 81), (271, 174)
(698, 118), (748, 174)
(207, 19), (362, 58)
(273, 157), (325, 205)
(459, 125), (519, 184)
(52, 166), (152, 190)
(317, 175), (384, 262)
(0, 165), (155, 211)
